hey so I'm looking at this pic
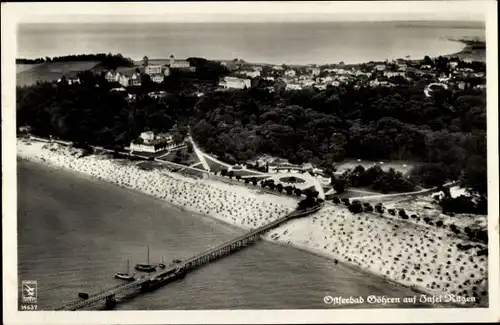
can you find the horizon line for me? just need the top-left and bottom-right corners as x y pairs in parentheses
(18, 19), (486, 25)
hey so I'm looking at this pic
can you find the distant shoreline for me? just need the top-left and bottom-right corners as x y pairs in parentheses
(443, 37), (486, 62)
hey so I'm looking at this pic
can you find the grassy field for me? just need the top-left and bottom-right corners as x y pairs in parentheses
(16, 61), (100, 86)
(161, 147), (200, 166)
(204, 156), (265, 177)
(16, 64), (41, 74)
(335, 159), (421, 176)
(91, 64), (140, 75)
(204, 156), (225, 173)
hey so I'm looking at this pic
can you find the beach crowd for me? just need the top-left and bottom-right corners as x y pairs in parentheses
(17, 139), (489, 306)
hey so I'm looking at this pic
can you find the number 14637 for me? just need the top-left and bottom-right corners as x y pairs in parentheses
(20, 304), (38, 311)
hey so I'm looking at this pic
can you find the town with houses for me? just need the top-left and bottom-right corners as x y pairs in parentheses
(53, 53), (486, 155)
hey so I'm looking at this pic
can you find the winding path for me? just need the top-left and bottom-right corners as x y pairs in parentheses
(424, 83), (448, 98)
(335, 181), (461, 203)
(187, 134), (211, 172)
(179, 134), (461, 204)
(200, 153), (326, 200)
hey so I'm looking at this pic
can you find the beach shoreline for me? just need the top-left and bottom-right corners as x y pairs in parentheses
(16, 139), (489, 307)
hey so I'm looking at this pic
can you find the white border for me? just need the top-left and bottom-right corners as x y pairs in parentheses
(2, 1), (499, 324)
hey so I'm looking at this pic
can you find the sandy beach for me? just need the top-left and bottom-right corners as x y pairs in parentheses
(17, 139), (488, 306)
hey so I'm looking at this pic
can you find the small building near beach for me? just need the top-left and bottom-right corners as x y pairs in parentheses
(130, 131), (177, 153)
(18, 125), (32, 134)
(129, 142), (168, 154)
(156, 133), (174, 143)
(140, 131), (155, 143)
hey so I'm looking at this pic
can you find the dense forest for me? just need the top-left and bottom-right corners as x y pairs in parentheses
(189, 83), (486, 197)
(16, 58), (487, 203)
(17, 53), (134, 70)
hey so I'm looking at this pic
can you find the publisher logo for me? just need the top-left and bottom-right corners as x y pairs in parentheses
(21, 280), (37, 303)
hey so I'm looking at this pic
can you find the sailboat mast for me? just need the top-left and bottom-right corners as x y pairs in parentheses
(147, 246), (150, 265)
(127, 259), (130, 274)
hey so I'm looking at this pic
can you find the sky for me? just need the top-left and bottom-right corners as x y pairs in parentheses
(5, 1), (487, 24)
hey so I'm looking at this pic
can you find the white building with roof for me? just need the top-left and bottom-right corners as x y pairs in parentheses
(58, 77), (81, 85)
(355, 71), (371, 77)
(151, 74), (165, 83)
(219, 76), (251, 89)
(310, 67), (321, 76)
(110, 87), (127, 92)
(145, 65), (163, 75)
(129, 73), (142, 87)
(169, 55), (190, 69)
(240, 70), (261, 78)
(383, 71), (406, 78)
(105, 71), (121, 83)
(286, 83), (302, 90)
(119, 75), (130, 87)
(148, 91), (167, 99)
(140, 131), (155, 143)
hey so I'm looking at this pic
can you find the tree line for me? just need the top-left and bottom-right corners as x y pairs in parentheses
(17, 53), (134, 70)
(189, 82), (486, 198)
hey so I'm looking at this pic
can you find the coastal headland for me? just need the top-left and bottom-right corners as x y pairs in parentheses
(17, 139), (489, 307)
(445, 38), (486, 62)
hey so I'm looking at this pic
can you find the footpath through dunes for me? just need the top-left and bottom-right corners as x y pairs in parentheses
(16, 139), (488, 307)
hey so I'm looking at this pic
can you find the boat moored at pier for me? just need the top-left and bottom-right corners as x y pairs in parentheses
(135, 246), (156, 272)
